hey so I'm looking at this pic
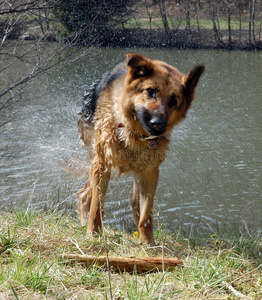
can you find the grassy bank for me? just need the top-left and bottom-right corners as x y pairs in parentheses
(0, 211), (261, 299)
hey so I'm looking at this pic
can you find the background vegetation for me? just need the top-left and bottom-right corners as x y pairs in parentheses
(0, 0), (261, 49)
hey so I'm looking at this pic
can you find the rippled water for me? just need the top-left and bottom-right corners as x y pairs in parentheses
(1, 47), (261, 233)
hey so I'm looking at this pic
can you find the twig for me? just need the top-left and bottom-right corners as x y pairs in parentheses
(222, 280), (245, 298)
(102, 226), (113, 300)
(140, 245), (150, 257)
(158, 273), (167, 300)
(229, 263), (262, 285)
(70, 238), (85, 256)
(209, 263), (262, 297)
(157, 211), (165, 273)
(98, 161), (113, 300)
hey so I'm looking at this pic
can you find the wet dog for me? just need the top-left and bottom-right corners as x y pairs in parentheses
(77, 53), (204, 244)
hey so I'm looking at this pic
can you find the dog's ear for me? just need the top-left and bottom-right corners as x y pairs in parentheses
(126, 53), (153, 82)
(183, 65), (205, 108)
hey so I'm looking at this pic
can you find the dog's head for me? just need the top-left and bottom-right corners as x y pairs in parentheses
(120, 53), (205, 139)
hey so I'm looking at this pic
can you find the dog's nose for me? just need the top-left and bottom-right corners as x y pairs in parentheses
(149, 116), (167, 133)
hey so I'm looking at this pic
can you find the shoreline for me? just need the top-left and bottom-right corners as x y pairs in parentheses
(99, 28), (262, 51)
(14, 28), (262, 51)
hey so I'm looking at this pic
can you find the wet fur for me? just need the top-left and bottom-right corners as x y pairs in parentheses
(77, 53), (205, 244)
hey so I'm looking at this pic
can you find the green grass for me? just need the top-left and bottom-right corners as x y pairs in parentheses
(123, 17), (261, 31)
(0, 211), (261, 299)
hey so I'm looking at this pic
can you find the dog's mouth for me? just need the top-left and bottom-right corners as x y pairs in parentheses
(135, 132), (159, 142)
(135, 108), (167, 138)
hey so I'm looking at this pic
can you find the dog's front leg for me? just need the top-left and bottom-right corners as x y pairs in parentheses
(131, 180), (140, 226)
(86, 156), (111, 235)
(134, 167), (159, 245)
(78, 180), (92, 227)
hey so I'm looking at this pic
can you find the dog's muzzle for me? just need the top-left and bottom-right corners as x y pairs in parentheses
(137, 108), (167, 136)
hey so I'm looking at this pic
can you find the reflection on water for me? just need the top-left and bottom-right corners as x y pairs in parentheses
(1, 47), (261, 233)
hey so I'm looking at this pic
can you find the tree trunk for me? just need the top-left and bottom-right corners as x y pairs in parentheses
(227, 4), (232, 47)
(209, 0), (223, 47)
(196, 0), (201, 33)
(185, 0), (191, 31)
(258, 17), (262, 48)
(252, 0), (256, 45)
(249, 0), (252, 45)
(158, 0), (172, 45)
(146, 5), (153, 31)
(239, 0), (242, 43)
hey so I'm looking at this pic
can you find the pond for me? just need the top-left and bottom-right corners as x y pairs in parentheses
(1, 46), (261, 233)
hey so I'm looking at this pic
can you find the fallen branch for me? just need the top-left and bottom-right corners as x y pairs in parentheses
(60, 254), (183, 273)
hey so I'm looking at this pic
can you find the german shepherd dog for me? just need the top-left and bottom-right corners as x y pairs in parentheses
(77, 53), (204, 244)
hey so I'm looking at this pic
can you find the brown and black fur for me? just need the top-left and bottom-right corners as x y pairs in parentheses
(77, 53), (205, 244)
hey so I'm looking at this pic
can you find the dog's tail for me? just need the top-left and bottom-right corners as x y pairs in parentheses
(78, 80), (100, 124)
(77, 79), (103, 148)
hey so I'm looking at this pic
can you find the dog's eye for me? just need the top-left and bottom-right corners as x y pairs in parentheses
(146, 88), (157, 99)
(169, 95), (177, 108)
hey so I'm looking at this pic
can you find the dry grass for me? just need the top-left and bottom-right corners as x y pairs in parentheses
(0, 211), (261, 299)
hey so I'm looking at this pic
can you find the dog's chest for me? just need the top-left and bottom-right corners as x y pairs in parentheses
(95, 112), (168, 173)
(105, 140), (166, 173)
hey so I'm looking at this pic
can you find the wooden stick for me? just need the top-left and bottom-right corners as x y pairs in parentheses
(60, 254), (183, 273)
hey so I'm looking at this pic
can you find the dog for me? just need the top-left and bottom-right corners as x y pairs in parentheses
(77, 53), (205, 244)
